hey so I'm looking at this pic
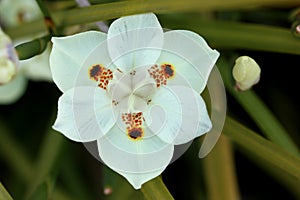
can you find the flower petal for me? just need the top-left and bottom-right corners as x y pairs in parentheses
(50, 31), (107, 92)
(0, 73), (27, 104)
(116, 167), (166, 189)
(97, 120), (173, 188)
(53, 86), (116, 142)
(145, 86), (211, 144)
(156, 30), (219, 93)
(171, 86), (212, 144)
(107, 13), (163, 72)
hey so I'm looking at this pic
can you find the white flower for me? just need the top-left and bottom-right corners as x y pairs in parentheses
(0, 0), (42, 27)
(0, 41), (52, 104)
(232, 56), (261, 91)
(50, 13), (219, 189)
(0, 28), (19, 84)
(0, 0), (52, 104)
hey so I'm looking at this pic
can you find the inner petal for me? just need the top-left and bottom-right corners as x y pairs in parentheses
(118, 95), (148, 113)
(108, 66), (157, 112)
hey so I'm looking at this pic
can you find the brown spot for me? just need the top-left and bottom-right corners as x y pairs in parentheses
(161, 64), (175, 79)
(128, 127), (143, 140)
(89, 65), (103, 81)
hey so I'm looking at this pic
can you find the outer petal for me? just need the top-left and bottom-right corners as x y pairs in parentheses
(156, 30), (219, 93)
(107, 13), (163, 72)
(117, 167), (166, 189)
(53, 86), (116, 142)
(145, 86), (212, 145)
(50, 31), (107, 92)
(97, 120), (173, 188)
(0, 73), (27, 104)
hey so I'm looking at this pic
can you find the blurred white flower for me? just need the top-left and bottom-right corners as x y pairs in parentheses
(0, 0), (52, 104)
(0, 27), (19, 85)
(0, 0), (42, 27)
(232, 56), (261, 91)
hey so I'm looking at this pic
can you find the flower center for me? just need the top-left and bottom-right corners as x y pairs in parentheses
(108, 67), (157, 113)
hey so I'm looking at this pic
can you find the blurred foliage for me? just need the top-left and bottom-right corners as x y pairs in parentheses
(1, 0), (300, 199)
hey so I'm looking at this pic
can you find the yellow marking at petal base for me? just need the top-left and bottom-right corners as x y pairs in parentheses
(89, 64), (113, 90)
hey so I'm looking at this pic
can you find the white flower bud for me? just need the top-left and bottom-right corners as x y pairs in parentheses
(0, 28), (19, 85)
(232, 56), (261, 91)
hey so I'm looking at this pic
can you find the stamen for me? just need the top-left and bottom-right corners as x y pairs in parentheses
(112, 100), (118, 106)
(130, 70), (136, 76)
(89, 64), (113, 90)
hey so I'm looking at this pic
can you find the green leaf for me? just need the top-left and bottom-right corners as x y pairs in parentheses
(0, 182), (13, 200)
(5, 0), (300, 47)
(15, 35), (50, 60)
(162, 18), (300, 55)
(223, 117), (300, 181)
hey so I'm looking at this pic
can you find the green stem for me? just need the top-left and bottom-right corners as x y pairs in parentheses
(50, 0), (300, 27)
(141, 176), (174, 200)
(223, 116), (300, 198)
(223, 117), (300, 181)
(0, 182), (13, 200)
(203, 135), (240, 200)
(3, 1), (300, 55)
(217, 56), (300, 156)
(36, 0), (57, 35)
(163, 18), (300, 55)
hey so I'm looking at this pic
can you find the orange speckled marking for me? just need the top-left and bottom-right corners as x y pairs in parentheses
(148, 63), (175, 87)
(122, 112), (144, 140)
(89, 64), (113, 90)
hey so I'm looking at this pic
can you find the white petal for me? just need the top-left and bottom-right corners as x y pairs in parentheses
(145, 86), (212, 144)
(144, 87), (181, 143)
(50, 31), (107, 92)
(156, 30), (219, 93)
(0, 73), (27, 104)
(117, 167), (166, 189)
(97, 122), (173, 187)
(107, 13), (163, 72)
(133, 67), (157, 98)
(53, 86), (116, 142)
(171, 86), (212, 144)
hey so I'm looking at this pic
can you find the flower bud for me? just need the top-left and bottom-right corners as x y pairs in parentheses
(232, 56), (261, 91)
(0, 28), (19, 84)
